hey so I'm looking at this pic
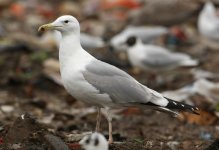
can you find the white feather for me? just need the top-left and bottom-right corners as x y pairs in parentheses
(198, 1), (219, 40)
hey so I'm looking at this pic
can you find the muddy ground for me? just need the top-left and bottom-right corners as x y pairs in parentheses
(0, 46), (218, 150)
(0, 0), (219, 149)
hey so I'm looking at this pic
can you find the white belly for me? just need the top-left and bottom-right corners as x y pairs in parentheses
(128, 49), (148, 70)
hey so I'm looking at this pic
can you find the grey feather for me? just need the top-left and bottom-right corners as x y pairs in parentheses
(82, 60), (152, 105)
(141, 46), (192, 70)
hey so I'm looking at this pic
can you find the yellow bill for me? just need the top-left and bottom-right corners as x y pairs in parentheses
(38, 23), (54, 32)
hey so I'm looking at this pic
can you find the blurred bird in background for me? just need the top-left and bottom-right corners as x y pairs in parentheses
(110, 26), (168, 51)
(124, 36), (198, 72)
(79, 132), (108, 150)
(53, 31), (105, 50)
(198, 1), (219, 41)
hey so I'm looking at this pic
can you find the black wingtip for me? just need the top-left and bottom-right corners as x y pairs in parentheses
(165, 97), (200, 115)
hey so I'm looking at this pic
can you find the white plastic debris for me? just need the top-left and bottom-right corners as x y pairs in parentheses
(1, 105), (14, 113)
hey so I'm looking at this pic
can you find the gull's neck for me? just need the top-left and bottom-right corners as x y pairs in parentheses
(128, 39), (144, 52)
(59, 31), (94, 71)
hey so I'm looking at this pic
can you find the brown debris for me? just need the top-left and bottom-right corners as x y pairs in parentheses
(178, 110), (218, 125)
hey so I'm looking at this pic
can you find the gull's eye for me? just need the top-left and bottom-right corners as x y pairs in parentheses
(64, 20), (69, 23)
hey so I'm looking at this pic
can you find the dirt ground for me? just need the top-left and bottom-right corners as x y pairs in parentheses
(0, 46), (218, 150)
(0, 0), (219, 150)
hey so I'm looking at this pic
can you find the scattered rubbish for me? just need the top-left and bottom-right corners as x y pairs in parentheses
(179, 110), (218, 125)
(200, 131), (212, 140)
(166, 141), (179, 150)
(65, 132), (92, 142)
(1, 105), (14, 113)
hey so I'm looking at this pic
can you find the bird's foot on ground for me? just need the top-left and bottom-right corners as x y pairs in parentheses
(108, 139), (113, 144)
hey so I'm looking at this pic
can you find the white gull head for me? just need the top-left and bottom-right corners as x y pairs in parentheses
(51, 15), (80, 35)
(38, 15), (80, 37)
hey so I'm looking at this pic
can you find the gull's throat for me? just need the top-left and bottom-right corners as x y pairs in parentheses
(59, 33), (82, 67)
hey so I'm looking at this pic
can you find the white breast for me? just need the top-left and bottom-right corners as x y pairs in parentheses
(127, 45), (147, 69)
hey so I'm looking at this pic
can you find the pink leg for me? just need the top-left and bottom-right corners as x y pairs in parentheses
(108, 119), (113, 144)
(95, 107), (101, 132)
(102, 108), (113, 143)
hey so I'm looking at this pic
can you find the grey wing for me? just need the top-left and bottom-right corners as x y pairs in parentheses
(137, 26), (168, 43)
(82, 60), (151, 105)
(209, 20), (219, 39)
(142, 47), (189, 69)
(142, 53), (179, 69)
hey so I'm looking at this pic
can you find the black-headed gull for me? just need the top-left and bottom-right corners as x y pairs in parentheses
(124, 36), (198, 72)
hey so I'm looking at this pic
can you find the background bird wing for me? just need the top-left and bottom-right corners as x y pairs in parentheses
(141, 46), (190, 69)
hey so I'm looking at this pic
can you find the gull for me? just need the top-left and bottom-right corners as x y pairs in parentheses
(162, 78), (219, 103)
(190, 68), (217, 80)
(79, 132), (108, 150)
(198, 1), (219, 41)
(110, 26), (168, 51)
(80, 33), (105, 50)
(124, 36), (198, 72)
(38, 15), (199, 143)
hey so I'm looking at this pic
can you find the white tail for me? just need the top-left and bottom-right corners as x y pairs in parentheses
(180, 59), (198, 67)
